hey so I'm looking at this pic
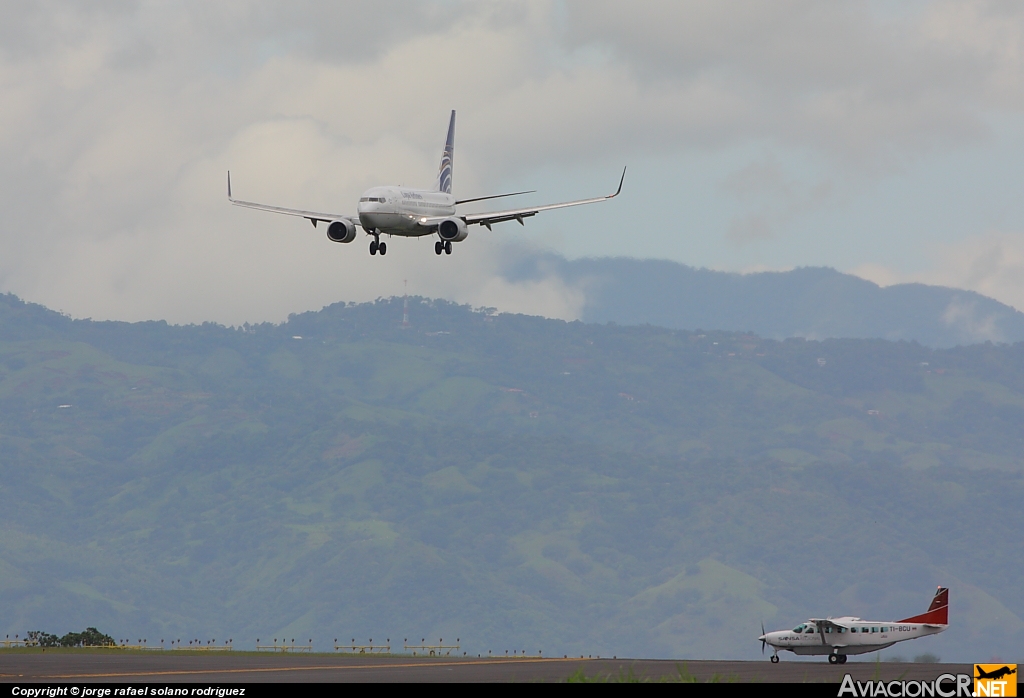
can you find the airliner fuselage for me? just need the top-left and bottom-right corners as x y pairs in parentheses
(356, 187), (456, 237)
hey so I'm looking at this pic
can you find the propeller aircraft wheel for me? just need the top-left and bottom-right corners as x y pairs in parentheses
(829, 654), (839, 664)
(770, 656), (779, 663)
(839, 655), (847, 664)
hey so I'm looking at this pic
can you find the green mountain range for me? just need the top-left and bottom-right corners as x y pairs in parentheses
(0, 293), (1020, 661)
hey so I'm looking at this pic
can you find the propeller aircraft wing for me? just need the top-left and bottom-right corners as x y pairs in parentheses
(809, 619), (850, 647)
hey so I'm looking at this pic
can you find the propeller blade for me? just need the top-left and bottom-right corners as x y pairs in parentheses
(761, 622), (766, 654)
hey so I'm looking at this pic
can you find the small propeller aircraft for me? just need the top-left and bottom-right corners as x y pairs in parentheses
(759, 587), (948, 664)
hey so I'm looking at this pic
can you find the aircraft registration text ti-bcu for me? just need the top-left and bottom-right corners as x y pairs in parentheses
(760, 587), (949, 664)
(228, 110), (625, 257)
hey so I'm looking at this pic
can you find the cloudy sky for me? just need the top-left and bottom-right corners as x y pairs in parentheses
(2, 1), (1024, 324)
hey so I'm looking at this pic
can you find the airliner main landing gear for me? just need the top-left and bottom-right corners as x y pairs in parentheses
(434, 240), (452, 255)
(370, 235), (386, 256)
(828, 653), (847, 664)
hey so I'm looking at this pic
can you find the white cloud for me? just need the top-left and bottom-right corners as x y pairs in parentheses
(941, 297), (1003, 343)
(847, 263), (906, 289)
(562, 1), (1021, 164)
(850, 230), (1024, 313)
(720, 158), (834, 242)
(1, 2), (1024, 324)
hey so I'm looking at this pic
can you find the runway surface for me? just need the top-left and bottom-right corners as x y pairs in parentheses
(0, 651), (974, 683)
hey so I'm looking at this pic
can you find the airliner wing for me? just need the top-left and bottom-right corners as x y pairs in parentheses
(227, 172), (358, 228)
(417, 167), (625, 231)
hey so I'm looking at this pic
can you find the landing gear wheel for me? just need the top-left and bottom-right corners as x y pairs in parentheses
(435, 241), (443, 255)
(770, 655), (779, 663)
(378, 242), (386, 256)
(444, 241), (452, 255)
(370, 240), (378, 255)
(839, 655), (847, 664)
(829, 654), (839, 664)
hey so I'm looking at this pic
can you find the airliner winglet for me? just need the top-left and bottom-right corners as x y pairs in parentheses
(227, 110), (624, 257)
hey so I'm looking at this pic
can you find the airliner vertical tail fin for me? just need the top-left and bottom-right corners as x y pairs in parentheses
(898, 587), (948, 625)
(435, 110), (455, 194)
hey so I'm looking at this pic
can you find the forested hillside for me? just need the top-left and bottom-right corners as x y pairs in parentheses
(0, 293), (1021, 661)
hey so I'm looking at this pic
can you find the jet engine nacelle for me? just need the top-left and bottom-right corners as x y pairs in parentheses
(326, 219), (357, 243)
(438, 217), (469, 243)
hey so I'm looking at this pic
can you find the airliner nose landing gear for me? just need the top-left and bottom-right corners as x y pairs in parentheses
(370, 236), (386, 256)
(434, 240), (453, 255)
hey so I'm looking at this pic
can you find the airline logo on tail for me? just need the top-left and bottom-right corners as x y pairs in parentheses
(436, 110), (455, 194)
(975, 665), (1017, 697)
(898, 586), (949, 626)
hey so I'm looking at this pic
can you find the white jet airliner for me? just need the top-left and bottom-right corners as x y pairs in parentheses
(759, 587), (948, 664)
(228, 110), (625, 256)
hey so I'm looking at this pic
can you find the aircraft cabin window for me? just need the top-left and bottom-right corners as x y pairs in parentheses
(872, 627), (878, 633)
(881, 627), (888, 632)
(850, 627), (857, 633)
(793, 626), (804, 633)
(805, 627), (815, 633)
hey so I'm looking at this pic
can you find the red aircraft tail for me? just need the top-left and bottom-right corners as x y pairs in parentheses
(898, 587), (948, 625)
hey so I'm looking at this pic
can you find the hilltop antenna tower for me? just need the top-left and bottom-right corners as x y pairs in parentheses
(402, 280), (410, 329)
